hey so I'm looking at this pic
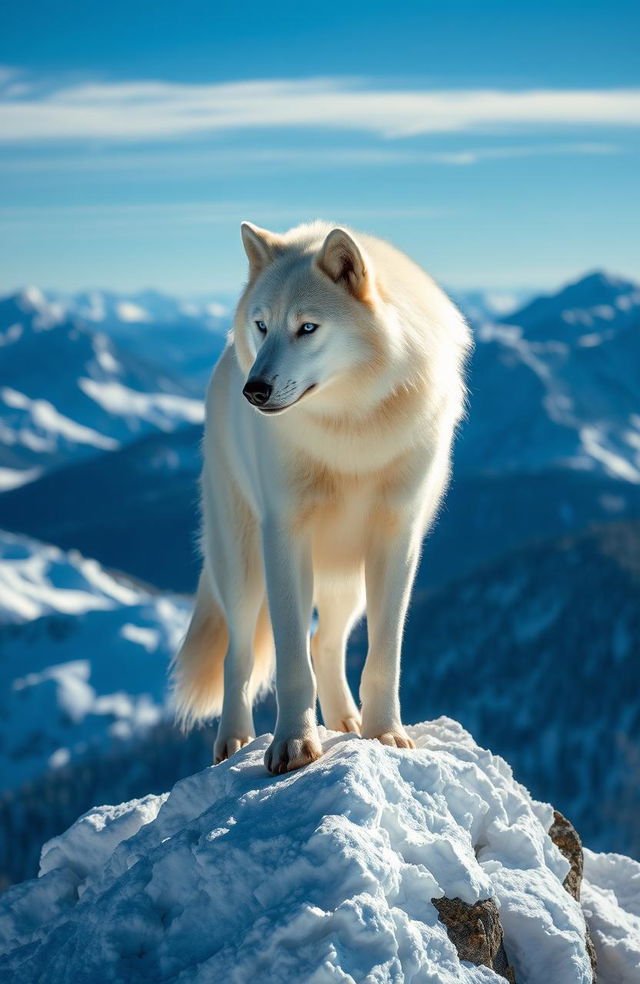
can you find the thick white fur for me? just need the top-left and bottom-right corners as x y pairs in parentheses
(173, 220), (471, 774)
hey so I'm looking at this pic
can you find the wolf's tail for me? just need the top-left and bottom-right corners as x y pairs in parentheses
(172, 574), (274, 731)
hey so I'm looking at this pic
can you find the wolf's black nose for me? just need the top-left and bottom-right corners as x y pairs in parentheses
(243, 379), (273, 406)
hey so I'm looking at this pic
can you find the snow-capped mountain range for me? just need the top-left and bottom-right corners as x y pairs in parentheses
(0, 268), (639, 888)
(0, 530), (190, 791)
(458, 271), (640, 481)
(0, 288), (208, 491)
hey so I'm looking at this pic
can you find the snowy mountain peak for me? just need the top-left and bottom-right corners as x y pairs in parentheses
(575, 269), (629, 289)
(0, 287), (66, 335)
(16, 285), (47, 311)
(504, 269), (640, 338)
(1, 720), (636, 982)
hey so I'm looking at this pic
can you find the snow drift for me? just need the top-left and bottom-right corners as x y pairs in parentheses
(0, 719), (638, 983)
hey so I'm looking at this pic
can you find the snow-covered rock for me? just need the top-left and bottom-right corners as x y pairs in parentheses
(582, 850), (640, 983)
(2, 719), (636, 983)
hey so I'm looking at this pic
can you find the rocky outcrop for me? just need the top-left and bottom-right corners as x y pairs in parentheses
(433, 810), (599, 982)
(0, 724), (611, 983)
(549, 810), (598, 981)
(432, 896), (516, 982)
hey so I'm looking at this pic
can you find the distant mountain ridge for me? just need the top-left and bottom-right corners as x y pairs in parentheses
(54, 287), (231, 386)
(501, 270), (640, 339)
(0, 424), (203, 591)
(457, 270), (640, 482)
(0, 288), (205, 491)
(0, 529), (190, 792)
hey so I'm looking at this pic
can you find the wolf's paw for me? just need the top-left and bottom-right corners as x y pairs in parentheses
(265, 734), (323, 775)
(325, 715), (361, 735)
(214, 734), (252, 764)
(339, 716), (362, 735)
(365, 729), (415, 749)
(322, 708), (362, 734)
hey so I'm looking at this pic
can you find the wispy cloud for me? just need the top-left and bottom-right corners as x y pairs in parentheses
(1, 74), (639, 142)
(0, 200), (453, 233)
(0, 141), (622, 175)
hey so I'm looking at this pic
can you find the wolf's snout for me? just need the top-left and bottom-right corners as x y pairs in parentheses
(243, 378), (273, 407)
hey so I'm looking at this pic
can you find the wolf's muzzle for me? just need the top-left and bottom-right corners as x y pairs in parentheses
(243, 378), (273, 407)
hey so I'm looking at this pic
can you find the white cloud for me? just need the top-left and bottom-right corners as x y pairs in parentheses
(0, 200), (453, 233)
(0, 141), (621, 175)
(0, 75), (639, 142)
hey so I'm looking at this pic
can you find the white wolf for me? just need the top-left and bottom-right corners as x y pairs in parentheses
(174, 221), (471, 774)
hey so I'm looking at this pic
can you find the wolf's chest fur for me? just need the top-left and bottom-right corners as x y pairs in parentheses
(289, 452), (408, 574)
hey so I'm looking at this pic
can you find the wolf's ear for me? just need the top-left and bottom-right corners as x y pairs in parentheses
(315, 228), (369, 300)
(240, 222), (283, 278)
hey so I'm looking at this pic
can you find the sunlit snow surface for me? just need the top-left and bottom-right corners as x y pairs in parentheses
(582, 850), (640, 983)
(1, 720), (636, 983)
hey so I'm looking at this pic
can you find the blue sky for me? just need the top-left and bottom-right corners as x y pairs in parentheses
(1, 0), (639, 294)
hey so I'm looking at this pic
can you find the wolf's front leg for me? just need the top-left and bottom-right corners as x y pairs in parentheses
(360, 522), (420, 748)
(262, 519), (322, 773)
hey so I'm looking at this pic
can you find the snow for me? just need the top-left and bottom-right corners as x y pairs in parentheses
(0, 719), (620, 983)
(78, 377), (204, 429)
(0, 321), (23, 345)
(0, 530), (191, 790)
(0, 386), (119, 451)
(582, 850), (640, 982)
(204, 301), (229, 318)
(120, 622), (161, 651)
(481, 292), (522, 316)
(14, 660), (96, 724)
(115, 300), (152, 323)
(579, 426), (640, 484)
(0, 530), (142, 622)
(19, 286), (47, 310)
(0, 465), (42, 490)
(577, 333), (603, 348)
(92, 332), (122, 373)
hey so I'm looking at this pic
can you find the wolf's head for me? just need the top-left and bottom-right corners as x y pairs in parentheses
(234, 222), (388, 417)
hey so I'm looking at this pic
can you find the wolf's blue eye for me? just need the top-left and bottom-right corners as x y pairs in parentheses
(255, 320), (267, 334)
(298, 322), (319, 336)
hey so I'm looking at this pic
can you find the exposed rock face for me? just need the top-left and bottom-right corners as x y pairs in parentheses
(432, 896), (516, 982)
(433, 810), (600, 983)
(548, 811), (598, 981)
(549, 810), (585, 900)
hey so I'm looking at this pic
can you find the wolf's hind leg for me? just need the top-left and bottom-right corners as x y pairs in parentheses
(214, 600), (261, 763)
(213, 556), (265, 764)
(360, 522), (420, 749)
(312, 579), (365, 734)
